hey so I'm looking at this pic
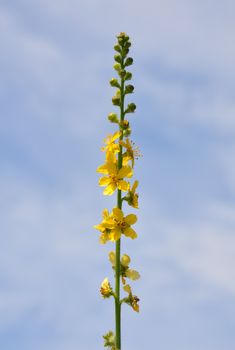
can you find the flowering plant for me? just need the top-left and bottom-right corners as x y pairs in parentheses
(94, 32), (141, 350)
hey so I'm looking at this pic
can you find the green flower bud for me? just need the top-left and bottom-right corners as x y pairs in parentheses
(125, 72), (132, 81)
(125, 84), (134, 94)
(114, 44), (121, 53)
(108, 113), (119, 123)
(122, 48), (129, 57)
(120, 119), (129, 129)
(112, 96), (121, 106)
(123, 128), (132, 137)
(113, 63), (121, 71)
(117, 32), (129, 45)
(125, 103), (136, 113)
(114, 54), (121, 63)
(118, 69), (126, 78)
(125, 57), (133, 67)
(110, 78), (120, 88)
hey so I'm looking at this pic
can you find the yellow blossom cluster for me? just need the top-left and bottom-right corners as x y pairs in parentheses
(94, 32), (141, 349)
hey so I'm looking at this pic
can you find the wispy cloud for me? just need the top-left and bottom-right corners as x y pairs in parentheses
(1, 1), (235, 349)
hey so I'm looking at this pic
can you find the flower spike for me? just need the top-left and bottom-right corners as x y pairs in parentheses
(94, 32), (141, 350)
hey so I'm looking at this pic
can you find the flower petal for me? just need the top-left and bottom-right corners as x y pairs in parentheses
(123, 227), (137, 239)
(106, 151), (117, 163)
(103, 183), (116, 195)
(93, 224), (104, 231)
(112, 207), (123, 220)
(99, 232), (110, 244)
(126, 269), (140, 280)
(108, 251), (116, 265)
(117, 180), (130, 192)
(106, 162), (117, 175)
(118, 166), (133, 179)
(110, 228), (121, 241)
(123, 284), (131, 293)
(99, 176), (111, 186)
(102, 208), (109, 219)
(111, 131), (121, 142)
(132, 180), (139, 192)
(125, 214), (137, 225)
(101, 220), (114, 229)
(122, 156), (129, 166)
(96, 164), (108, 174)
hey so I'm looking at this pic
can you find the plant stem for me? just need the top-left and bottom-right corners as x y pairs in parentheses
(115, 60), (125, 350)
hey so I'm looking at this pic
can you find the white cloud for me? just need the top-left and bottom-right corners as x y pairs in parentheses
(139, 197), (235, 311)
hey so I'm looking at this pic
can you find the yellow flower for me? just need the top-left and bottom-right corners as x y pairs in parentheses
(97, 154), (133, 196)
(100, 277), (113, 298)
(126, 180), (139, 208)
(101, 131), (120, 157)
(120, 138), (142, 167)
(108, 207), (137, 241)
(123, 284), (140, 312)
(95, 208), (137, 242)
(94, 209), (113, 244)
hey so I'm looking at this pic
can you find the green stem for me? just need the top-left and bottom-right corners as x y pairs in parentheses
(115, 59), (125, 350)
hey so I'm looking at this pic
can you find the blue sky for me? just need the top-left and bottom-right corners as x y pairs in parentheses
(1, 1), (235, 349)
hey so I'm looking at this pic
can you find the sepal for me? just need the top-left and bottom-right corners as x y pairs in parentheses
(103, 331), (115, 348)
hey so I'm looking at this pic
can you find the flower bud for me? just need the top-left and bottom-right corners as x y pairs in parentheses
(117, 32), (129, 46)
(118, 69), (126, 79)
(112, 96), (121, 106)
(125, 84), (134, 94)
(120, 119), (129, 129)
(123, 128), (132, 137)
(125, 57), (133, 67)
(114, 44), (121, 53)
(122, 48), (129, 57)
(109, 78), (120, 88)
(108, 113), (119, 123)
(113, 63), (121, 72)
(114, 54), (121, 63)
(125, 103), (136, 113)
(125, 72), (132, 81)
(100, 277), (113, 298)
